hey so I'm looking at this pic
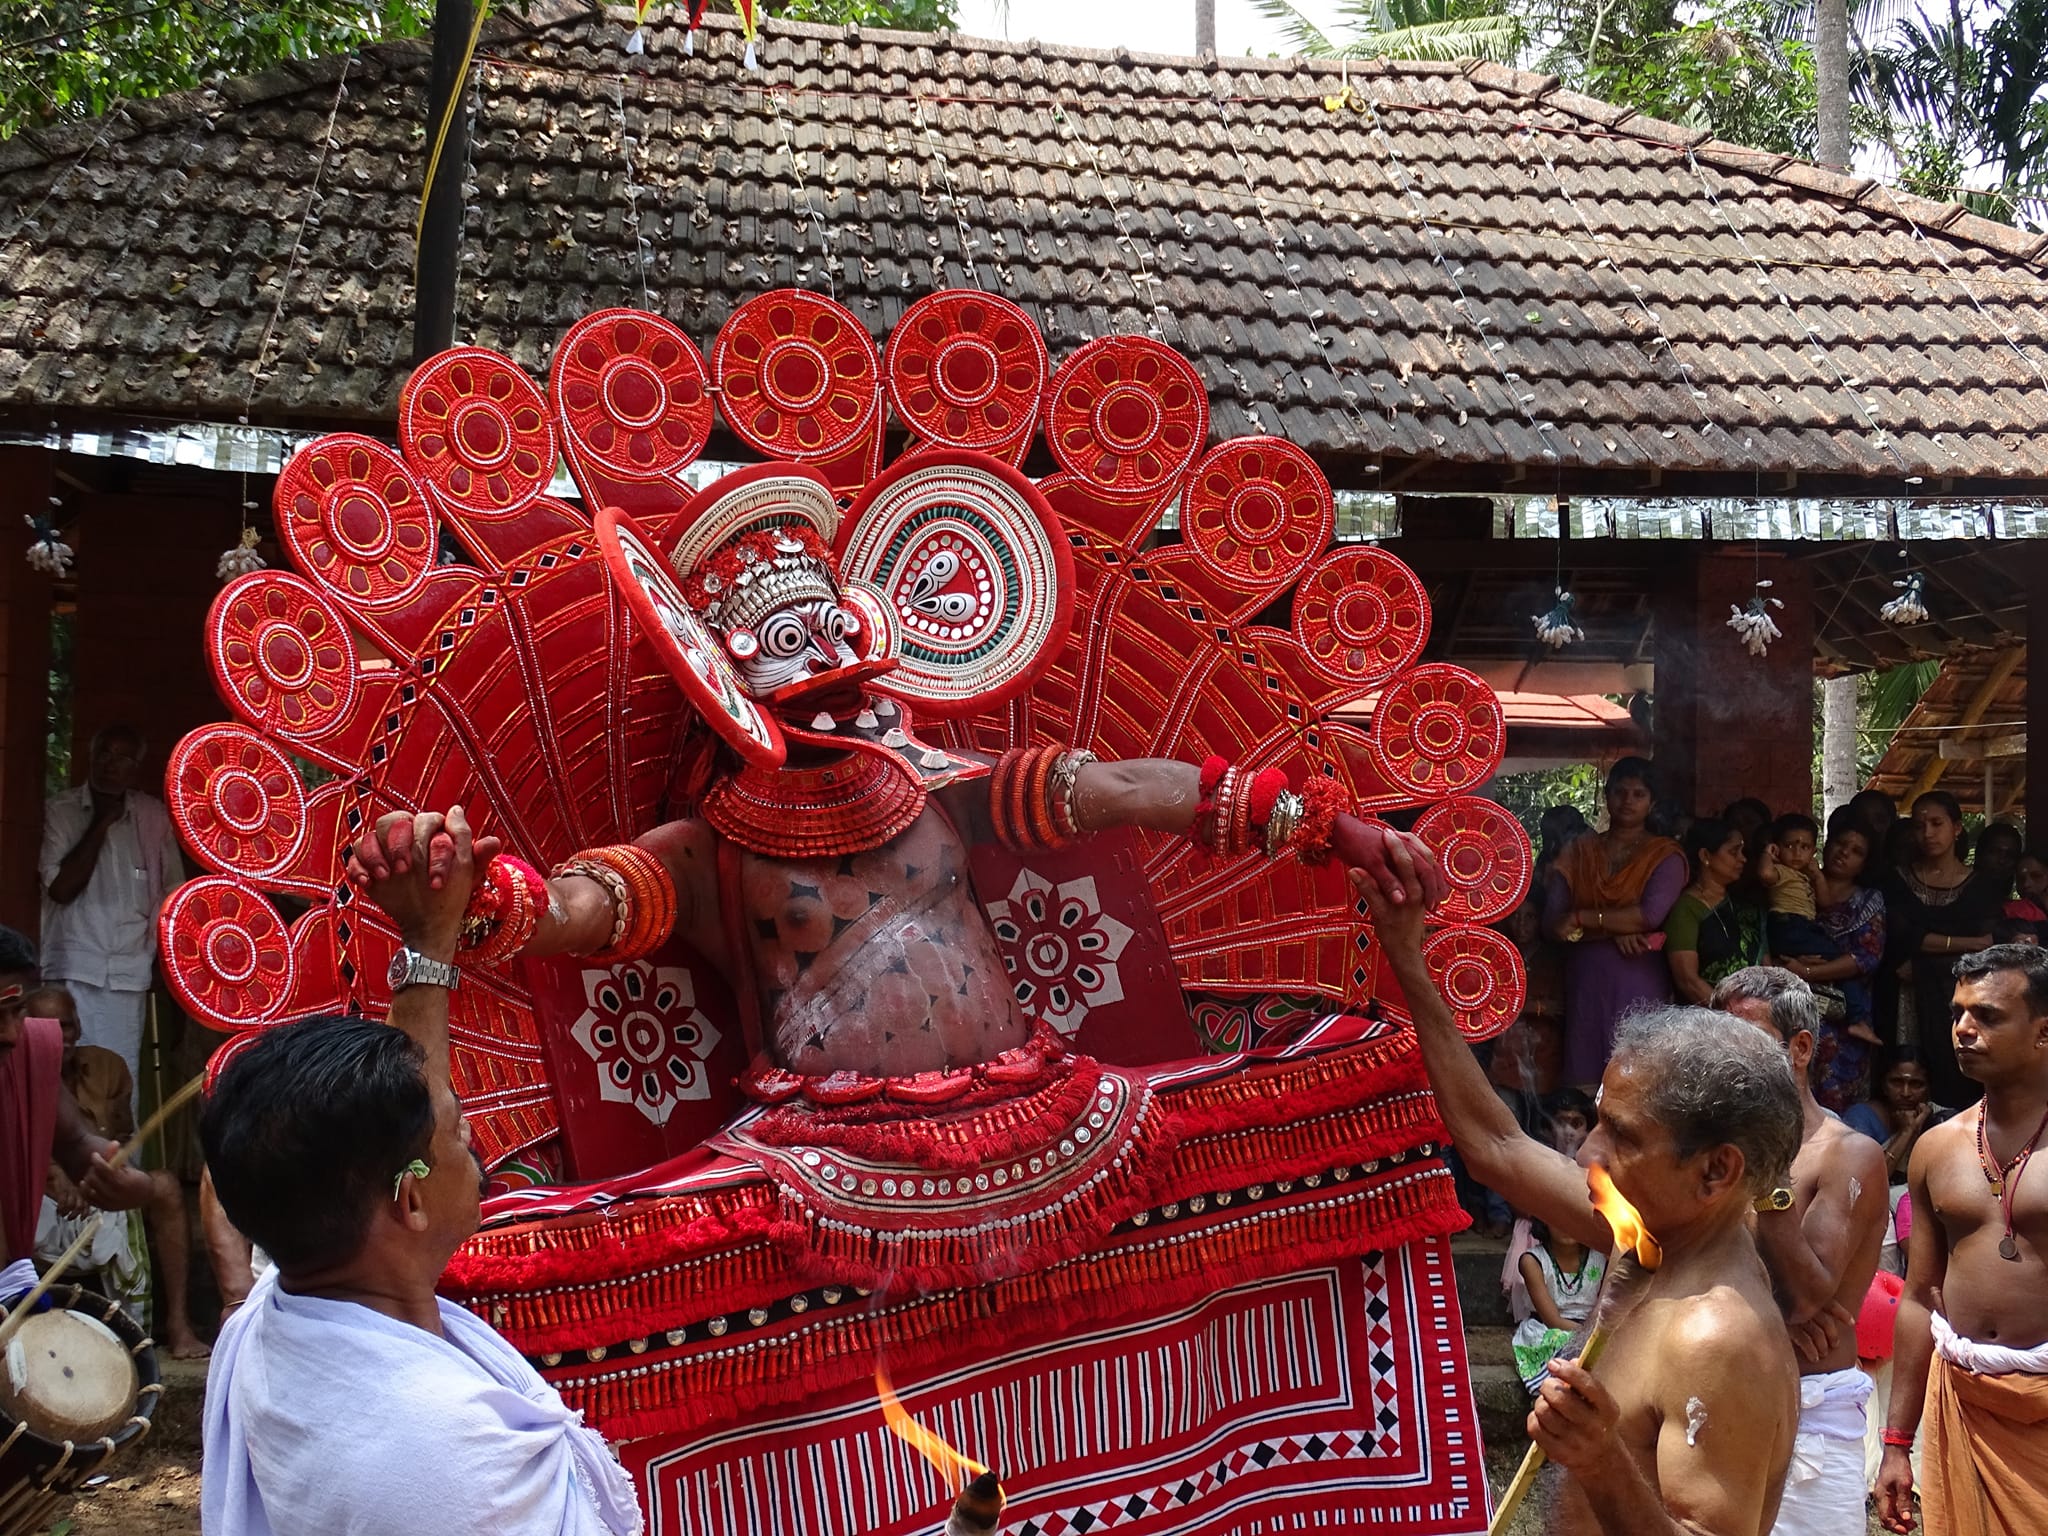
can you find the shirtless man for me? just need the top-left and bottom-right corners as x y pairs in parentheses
(1877, 943), (2048, 1536)
(1712, 967), (1889, 1536)
(1359, 841), (1802, 1536)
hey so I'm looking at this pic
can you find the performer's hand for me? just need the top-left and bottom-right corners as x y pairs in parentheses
(1613, 932), (1649, 957)
(350, 806), (498, 955)
(1528, 1356), (1623, 1473)
(1331, 816), (1446, 910)
(79, 1144), (154, 1212)
(1350, 832), (1430, 959)
(1875, 1445), (1917, 1533)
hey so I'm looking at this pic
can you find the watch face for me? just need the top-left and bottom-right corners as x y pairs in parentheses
(387, 949), (411, 990)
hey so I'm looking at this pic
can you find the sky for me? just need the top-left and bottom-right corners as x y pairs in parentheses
(951, 0), (1353, 59)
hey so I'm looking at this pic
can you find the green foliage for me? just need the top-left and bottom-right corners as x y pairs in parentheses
(773, 0), (953, 27)
(1865, 0), (2048, 229)
(0, 0), (955, 140)
(1488, 763), (1601, 844)
(45, 608), (72, 795)
(0, 1), (434, 138)
(1251, 0), (1525, 65)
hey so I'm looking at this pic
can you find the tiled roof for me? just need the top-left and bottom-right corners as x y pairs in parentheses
(5, 0), (2048, 493)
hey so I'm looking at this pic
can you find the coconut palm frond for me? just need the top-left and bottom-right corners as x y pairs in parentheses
(1332, 13), (1525, 62)
(1248, 0), (1339, 56)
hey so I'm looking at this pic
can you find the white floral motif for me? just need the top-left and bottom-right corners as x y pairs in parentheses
(569, 963), (721, 1126)
(984, 870), (1135, 1036)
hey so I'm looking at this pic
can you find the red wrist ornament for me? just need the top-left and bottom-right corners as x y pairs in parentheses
(1880, 1429), (1915, 1449)
(458, 854), (548, 968)
(555, 844), (678, 963)
(1289, 776), (1353, 865)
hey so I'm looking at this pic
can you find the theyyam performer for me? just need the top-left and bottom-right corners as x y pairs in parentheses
(165, 284), (1534, 1533)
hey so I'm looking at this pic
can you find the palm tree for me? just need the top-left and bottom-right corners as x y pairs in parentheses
(1865, 0), (2048, 226)
(1251, 0), (1525, 65)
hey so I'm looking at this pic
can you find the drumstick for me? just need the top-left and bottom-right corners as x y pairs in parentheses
(0, 1072), (205, 1347)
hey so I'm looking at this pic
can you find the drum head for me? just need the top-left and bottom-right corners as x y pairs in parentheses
(1, 1308), (140, 1442)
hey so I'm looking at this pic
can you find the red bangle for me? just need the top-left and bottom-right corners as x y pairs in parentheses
(1880, 1429), (1915, 1449)
(1289, 775), (1353, 865)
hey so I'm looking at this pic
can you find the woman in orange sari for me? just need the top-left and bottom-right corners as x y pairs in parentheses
(1542, 757), (1687, 1087)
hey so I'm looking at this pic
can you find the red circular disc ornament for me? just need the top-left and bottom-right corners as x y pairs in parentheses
(712, 291), (882, 462)
(208, 573), (359, 743)
(596, 504), (786, 769)
(1421, 923), (1525, 1042)
(159, 875), (298, 1032)
(1411, 796), (1533, 927)
(1181, 436), (1335, 589)
(550, 309), (713, 481)
(884, 290), (1049, 454)
(836, 453), (1075, 718)
(272, 433), (437, 608)
(399, 347), (557, 519)
(1369, 664), (1506, 800)
(1044, 336), (1208, 499)
(166, 724), (311, 881)
(1294, 546), (1431, 687)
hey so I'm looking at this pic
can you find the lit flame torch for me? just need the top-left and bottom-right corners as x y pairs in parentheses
(878, 1369), (1006, 1535)
(1486, 1165), (1663, 1536)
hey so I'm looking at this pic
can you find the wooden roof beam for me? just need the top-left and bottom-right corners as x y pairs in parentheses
(1906, 648), (2025, 802)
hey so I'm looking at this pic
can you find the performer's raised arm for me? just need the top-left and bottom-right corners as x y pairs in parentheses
(975, 747), (1449, 909)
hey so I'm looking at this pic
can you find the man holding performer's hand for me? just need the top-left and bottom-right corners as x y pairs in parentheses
(200, 807), (642, 1536)
(1357, 839), (1802, 1536)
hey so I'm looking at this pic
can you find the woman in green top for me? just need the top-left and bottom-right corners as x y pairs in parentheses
(1664, 817), (1766, 1004)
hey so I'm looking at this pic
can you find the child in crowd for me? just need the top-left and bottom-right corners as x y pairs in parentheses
(1765, 813), (1880, 1046)
(1509, 1217), (1605, 1393)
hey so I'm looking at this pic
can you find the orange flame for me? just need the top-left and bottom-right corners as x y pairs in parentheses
(877, 1369), (988, 1494)
(1587, 1164), (1664, 1270)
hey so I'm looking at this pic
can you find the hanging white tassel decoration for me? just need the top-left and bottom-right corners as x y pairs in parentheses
(743, 37), (758, 70)
(1880, 572), (1929, 625)
(1726, 579), (1784, 658)
(216, 525), (267, 581)
(23, 512), (72, 576)
(1532, 587), (1584, 650)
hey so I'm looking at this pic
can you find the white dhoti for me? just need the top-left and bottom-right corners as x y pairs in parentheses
(34, 1196), (151, 1326)
(61, 979), (148, 1114)
(1770, 1366), (1873, 1536)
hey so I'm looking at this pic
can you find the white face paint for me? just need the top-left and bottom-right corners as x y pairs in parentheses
(1684, 1396), (1708, 1447)
(723, 598), (864, 695)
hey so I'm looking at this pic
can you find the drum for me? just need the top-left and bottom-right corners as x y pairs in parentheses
(0, 1284), (159, 1536)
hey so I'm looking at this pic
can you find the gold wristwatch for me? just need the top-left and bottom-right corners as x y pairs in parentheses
(1754, 1187), (1794, 1213)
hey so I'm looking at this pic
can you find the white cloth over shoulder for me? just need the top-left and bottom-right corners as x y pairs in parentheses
(1932, 1309), (2048, 1375)
(203, 1269), (642, 1536)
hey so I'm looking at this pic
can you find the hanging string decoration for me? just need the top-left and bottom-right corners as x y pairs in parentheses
(1532, 587), (1583, 650)
(1880, 572), (1930, 625)
(1726, 579), (1784, 658)
(24, 499), (72, 576)
(217, 525), (268, 581)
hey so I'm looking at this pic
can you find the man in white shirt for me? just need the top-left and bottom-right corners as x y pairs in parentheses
(199, 806), (641, 1536)
(40, 724), (181, 1105)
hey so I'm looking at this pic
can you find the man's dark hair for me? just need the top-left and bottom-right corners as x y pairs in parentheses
(1612, 1004), (1802, 1196)
(200, 1014), (434, 1273)
(1542, 1086), (1597, 1130)
(0, 925), (37, 976)
(1770, 812), (1819, 844)
(1952, 943), (2048, 1017)
(1711, 965), (1819, 1044)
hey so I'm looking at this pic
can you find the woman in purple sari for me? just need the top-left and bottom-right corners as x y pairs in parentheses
(1542, 758), (1687, 1088)
(1782, 823), (1887, 1111)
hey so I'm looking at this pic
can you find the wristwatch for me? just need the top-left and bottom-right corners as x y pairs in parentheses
(1754, 1186), (1794, 1213)
(387, 947), (460, 994)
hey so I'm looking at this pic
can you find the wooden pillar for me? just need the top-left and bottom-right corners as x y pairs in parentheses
(2027, 546), (2048, 842)
(0, 448), (55, 938)
(1654, 547), (1815, 818)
